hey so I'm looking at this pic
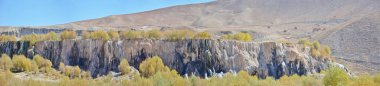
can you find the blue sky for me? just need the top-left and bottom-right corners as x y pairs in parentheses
(0, 0), (212, 26)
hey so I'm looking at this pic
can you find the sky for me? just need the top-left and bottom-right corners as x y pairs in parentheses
(0, 0), (212, 26)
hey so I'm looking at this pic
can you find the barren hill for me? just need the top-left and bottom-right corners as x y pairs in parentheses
(66, 0), (380, 75)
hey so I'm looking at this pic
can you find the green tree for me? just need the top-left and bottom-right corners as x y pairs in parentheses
(118, 59), (131, 75)
(139, 56), (170, 77)
(0, 54), (13, 71)
(323, 67), (350, 86)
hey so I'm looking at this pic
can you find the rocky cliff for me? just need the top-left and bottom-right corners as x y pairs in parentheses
(0, 39), (330, 78)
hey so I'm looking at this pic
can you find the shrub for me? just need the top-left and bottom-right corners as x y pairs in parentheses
(59, 62), (66, 72)
(73, 66), (81, 78)
(323, 67), (350, 86)
(61, 30), (77, 40)
(193, 31), (212, 39)
(146, 30), (162, 39)
(0, 54), (13, 71)
(164, 30), (195, 40)
(312, 41), (321, 50)
(82, 31), (92, 39)
(42, 59), (53, 73)
(118, 59), (131, 75)
(221, 32), (252, 42)
(46, 32), (60, 41)
(90, 30), (110, 41)
(108, 30), (120, 41)
(139, 56), (170, 77)
(0, 35), (17, 42)
(351, 75), (376, 86)
(33, 55), (45, 68)
(21, 34), (39, 46)
(298, 38), (312, 47)
(121, 30), (141, 40)
(12, 55), (32, 72)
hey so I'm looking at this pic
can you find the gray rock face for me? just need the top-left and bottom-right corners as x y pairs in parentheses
(0, 40), (329, 78)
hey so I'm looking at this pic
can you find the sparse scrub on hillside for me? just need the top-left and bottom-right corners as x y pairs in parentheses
(221, 32), (252, 42)
(61, 30), (77, 40)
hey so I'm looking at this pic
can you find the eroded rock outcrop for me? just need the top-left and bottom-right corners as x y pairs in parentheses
(0, 39), (330, 78)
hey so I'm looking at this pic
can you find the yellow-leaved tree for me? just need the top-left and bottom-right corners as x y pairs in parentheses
(118, 59), (131, 75)
(139, 56), (170, 77)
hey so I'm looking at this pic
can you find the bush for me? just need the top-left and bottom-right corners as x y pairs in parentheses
(323, 67), (350, 86)
(108, 30), (120, 41)
(164, 30), (195, 40)
(21, 34), (39, 46)
(90, 30), (110, 41)
(298, 38), (312, 47)
(118, 59), (131, 75)
(139, 56), (170, 77)
(82, 31), (92, 39)
(45, 32), (60, 41)
(73, 66), (81, 78)
(12, 55), (32, 72)
(312, 41), (321, 50)
(59, 62), (66, 72)
(0, 35), (17, 42)
(33, 55), (45, 68)
(121, 30), (142, 40)
(193, 31), (212, 39)
(221, 32), (252, 42)
(146, 30), (162, 39)
(351, 75), (376, 86)
(61, 30), (77, 40)
(0, 54), (13, 71)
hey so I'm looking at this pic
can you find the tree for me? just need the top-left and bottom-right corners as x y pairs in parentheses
(43, 59), (53, 73)
(0, 35), (17, 42)
(118, 59), (131, 75)
(33, 55), (45, 68)
(323, 67), (350, 86)
(61, 30), (77, 40)
(12, 55), (32, 72)
(312, 41), (321, 50)
(108, 30), (120, 41)
(82, 31), (92, 39)
(59, 62), (66, 72)
(139, 56), (170, 77)
(121, 30), (141, 40)
(46, 32), (60, 41)
(221, 32), (252, 42)
(90, 30), (110, 41)
(193, 31), (212, 39)
(0, 54), (13, 71)
(73, 66), (81, 78)
(146, 30), (162, 39)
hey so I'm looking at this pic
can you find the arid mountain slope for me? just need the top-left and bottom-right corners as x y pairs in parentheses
(66, 0), (380, 75)
(70, 0), (378, 28)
